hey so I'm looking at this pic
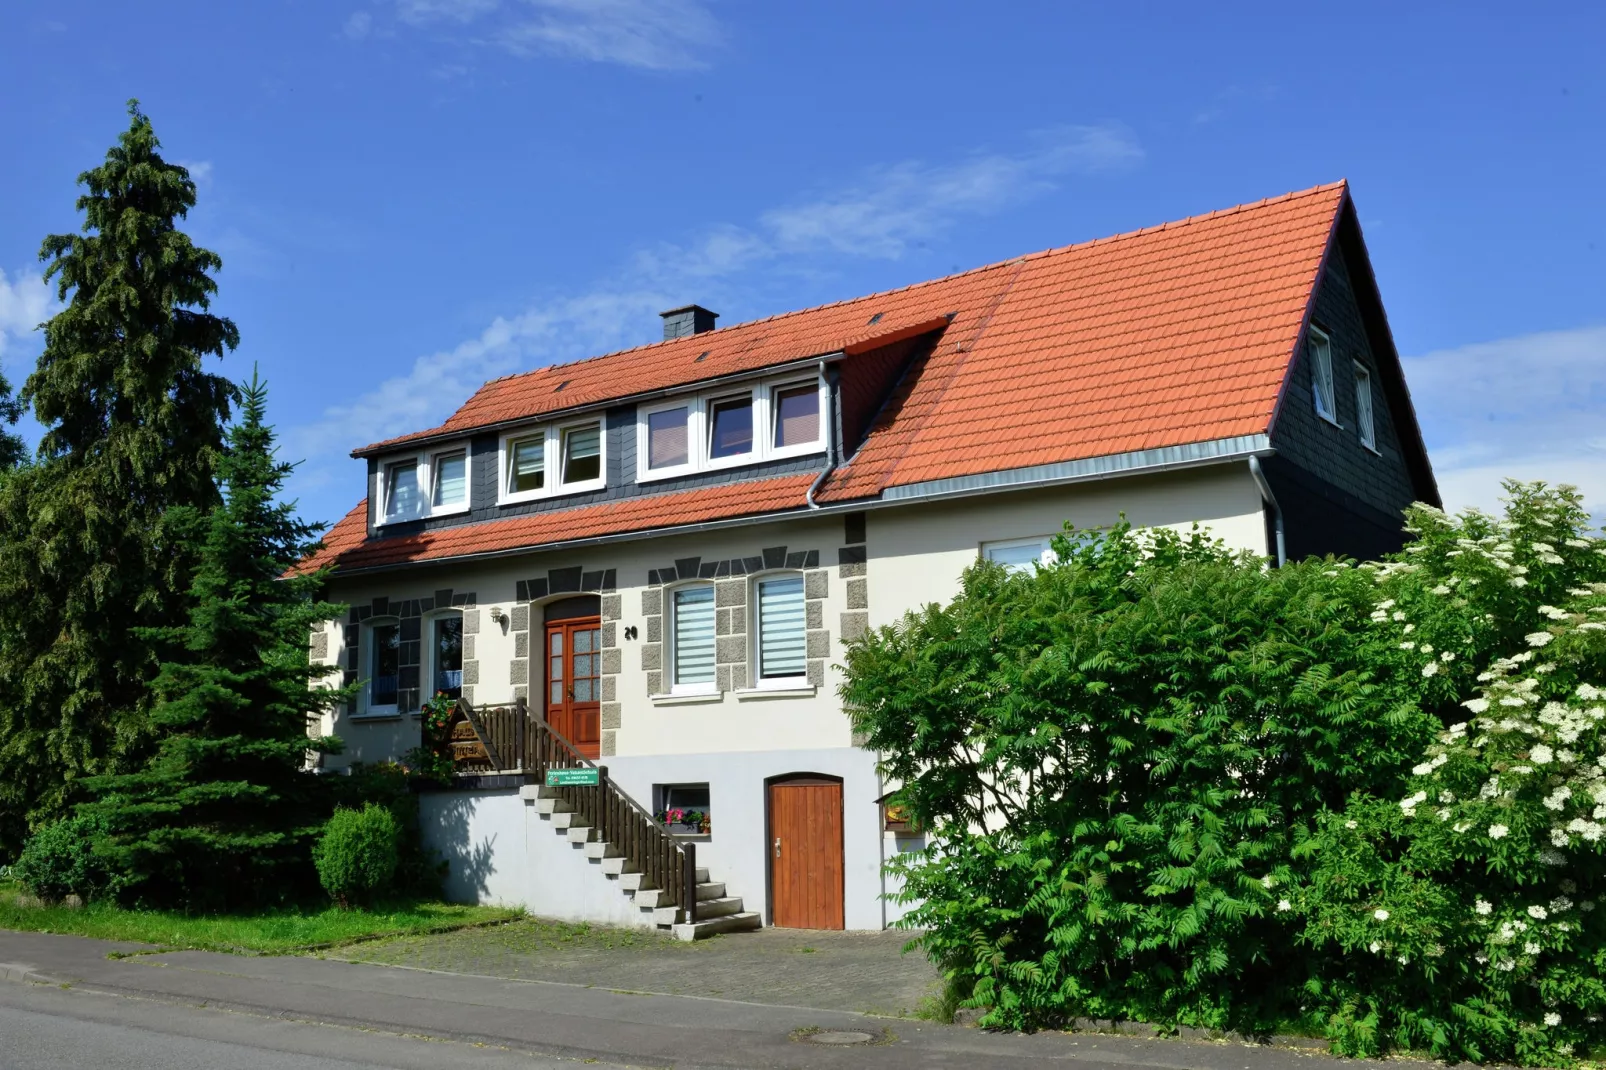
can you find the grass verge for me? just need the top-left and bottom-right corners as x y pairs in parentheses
(0, 880), (519, 954)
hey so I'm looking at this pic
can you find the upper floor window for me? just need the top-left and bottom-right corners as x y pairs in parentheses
(636, 373), (828, 482)
(669, 584), (716, 693)
(499, 419), (607, 504)
(754, 574), (806, 683)
(983, 536), (1056, 575)
(1309, 326), (1338, 425)
(1354, 362), (1377, 451)
(378, 446), (471, 526)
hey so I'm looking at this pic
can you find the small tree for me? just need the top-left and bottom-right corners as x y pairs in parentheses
(0, 100), (238, 854)
(82, 371), (343, 908)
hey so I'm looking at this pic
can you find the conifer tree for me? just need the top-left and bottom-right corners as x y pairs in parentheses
(0, 101), (238, 854)
(84, 371), (343, 907)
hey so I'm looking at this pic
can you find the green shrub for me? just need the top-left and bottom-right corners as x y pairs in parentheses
(11, 813), (119, 904)
(313, 804), (400, 908)
(326, 761), (445, 897)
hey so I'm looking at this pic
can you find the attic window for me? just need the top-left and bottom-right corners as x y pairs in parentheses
(1308, 326), (1338, 426)
(1354, 362), (1377, 451)
(695, 350), (710, 362)
(866, 312), (883, 326)
(554, 380), (570, 393)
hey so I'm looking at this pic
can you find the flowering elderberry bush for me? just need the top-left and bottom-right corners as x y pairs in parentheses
(1296, 484), (1606, 1065)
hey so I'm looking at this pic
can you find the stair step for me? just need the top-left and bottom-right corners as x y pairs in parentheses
(600, 856), (638, 876)
(695, 867), (709, 883)
(618, 872), (656, 892)
(533, 797), (572, 815)
(566, 826), (597, 844)
(696, 881), (725, 901)
(670, 911), (762, 942)
(650, 896), (744, 926)
(549, 812), (589, 831)
(583, 840), (621, 860)
(633, 888), (673, 908)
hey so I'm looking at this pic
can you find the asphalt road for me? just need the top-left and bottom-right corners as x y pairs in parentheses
(0, 981), (616, 1069)
(0, 929), (1388, 1070)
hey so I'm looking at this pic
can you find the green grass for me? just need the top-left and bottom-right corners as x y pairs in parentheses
(0, 880), (520, 954)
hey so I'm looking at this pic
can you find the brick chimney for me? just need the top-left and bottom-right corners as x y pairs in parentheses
(659, 304), (719, 341)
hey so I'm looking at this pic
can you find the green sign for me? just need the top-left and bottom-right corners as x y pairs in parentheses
(546, 768), (599, 787)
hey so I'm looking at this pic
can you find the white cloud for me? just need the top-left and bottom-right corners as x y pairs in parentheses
(343, 11), (373, 39)
(177, 159), (213, 185)
(382, 0), (722, 70)
(283, 129), (1140, 516)
(0, 269), (53, 361)
(1404, 325), (1606, 522)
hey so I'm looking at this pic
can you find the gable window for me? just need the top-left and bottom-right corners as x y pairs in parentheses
(983, 536), (1055, 575)
(1309, 326), (1338, 425)
(645, 405), (690, 471)
(561, 422), (602, 485)
(708, 395), (754, 459)
(669, 585), (716, 692)
(772, 382), (820, 452)
(507, 435), (545, 495)
(369, 620), (401, 711)
(382, 460), (422, 521)
(1354, 362), (1377, 451)
(754, 574), (806, 682)
(431, 451), (467, 510)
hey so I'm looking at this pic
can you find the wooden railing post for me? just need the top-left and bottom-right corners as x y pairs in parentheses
(682, 841), (697, 925)
(597, 765), (609, 844)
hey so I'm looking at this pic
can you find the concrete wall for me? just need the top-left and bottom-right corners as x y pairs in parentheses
(418, 786), (654, 928)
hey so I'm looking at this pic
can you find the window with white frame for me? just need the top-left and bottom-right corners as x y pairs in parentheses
(668, 585), (716, 692)
(1309, 326), (1338, 424)
(635, 373), (828, 483)
(499, 419), (607, 503)
(428, 612), (463, 700)
(1354, 362), (1377, 450)
(367, 619), (401, 712)
(754, 574), (806, 683)
(431, 450), (468, 511)
(382, 460), (422, 522)
(982, 536), (1056, 575)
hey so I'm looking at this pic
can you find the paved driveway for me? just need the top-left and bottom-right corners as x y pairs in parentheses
(336, 919), (945, 1017)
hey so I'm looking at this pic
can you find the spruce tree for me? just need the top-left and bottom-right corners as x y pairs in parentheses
(85, 371), (344, 908)
(0, 101), (238, 854)
(0, 371), (23, 472)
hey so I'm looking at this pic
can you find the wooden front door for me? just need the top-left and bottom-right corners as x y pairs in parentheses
(768, 778), (845, 930)
(544, 616), (602, 758)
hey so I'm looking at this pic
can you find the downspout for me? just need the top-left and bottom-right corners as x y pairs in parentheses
(1248, 455), (1286, 567)
(805, 361), (840, 509)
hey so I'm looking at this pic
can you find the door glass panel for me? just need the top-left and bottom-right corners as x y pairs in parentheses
(573, 679), (594, 702)
(574, 629), (593, 654)
(550, 681), (563, 706)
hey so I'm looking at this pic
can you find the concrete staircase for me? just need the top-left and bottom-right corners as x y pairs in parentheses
(520, 783), (761, 941)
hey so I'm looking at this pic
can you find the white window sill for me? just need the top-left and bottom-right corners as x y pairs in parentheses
(650, 691), (724, 706)
(1360, 441), (1381, 456)
(734, 684), (816, 700)
(767, 442), (827, 463)
(636, 464), (698, 484)
(374, 514), (426, 528)
(350, 710), (402, 722)
(1315, 410), (1342, 429)
(495, 480), (608, 508)
(428, 502), (471, 517)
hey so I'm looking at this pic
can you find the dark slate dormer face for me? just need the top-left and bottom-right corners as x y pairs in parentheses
(366, 368), (831, 538)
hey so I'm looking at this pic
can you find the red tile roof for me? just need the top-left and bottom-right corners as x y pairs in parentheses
(298, 474), (818, 573)
(314, 182), (1351, 573)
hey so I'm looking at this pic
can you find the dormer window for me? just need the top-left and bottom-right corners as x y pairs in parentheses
(636, 372), (828, 483)
(561, 423), (602, 484)
(498, 419), (608, 504)
(709, 395), (754, 459)
(382, 460), (422, 521)
(508, 435), (545, 494)
(375, 447), (471, 526)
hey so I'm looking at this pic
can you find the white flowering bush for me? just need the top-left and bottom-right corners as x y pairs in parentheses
(1297, 483), (1606, 1065)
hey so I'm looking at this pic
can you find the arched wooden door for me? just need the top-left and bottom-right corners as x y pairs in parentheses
(767, 776), (845, 929)
(543, 610), (601, 759)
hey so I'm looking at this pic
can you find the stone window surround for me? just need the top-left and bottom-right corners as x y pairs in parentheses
(339, 588), (479, 716)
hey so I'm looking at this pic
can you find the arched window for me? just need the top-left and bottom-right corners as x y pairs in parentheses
(667, 583), (716, 694)
(752, 572), (806, 684)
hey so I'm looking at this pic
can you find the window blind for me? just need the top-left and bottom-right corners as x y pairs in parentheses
(647, 407), (689, 469)
(563, 424), (601, 483)
(757, 576), (806, 678)
(509, 437), (544, 492)
(433, 452), (466, 506)
(672, 586), (716, 686)
(709, 396), (753, 458)
(772, 385), (819, 448)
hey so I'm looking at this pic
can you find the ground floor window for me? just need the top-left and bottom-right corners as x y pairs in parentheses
(369, 620), (401, 710)
(654, 783), (711, 835)
(431, 614), (463, 700)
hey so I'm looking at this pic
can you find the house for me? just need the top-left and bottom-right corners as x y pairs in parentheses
(302, 180), (1438, 936)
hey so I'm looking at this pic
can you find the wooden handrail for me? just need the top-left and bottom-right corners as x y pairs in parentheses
(453, 699), (697, 924)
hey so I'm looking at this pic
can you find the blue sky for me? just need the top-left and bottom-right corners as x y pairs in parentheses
(1, 1), (1603, 529)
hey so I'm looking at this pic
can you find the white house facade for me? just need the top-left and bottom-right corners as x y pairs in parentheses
(300, 182), (1438, 937)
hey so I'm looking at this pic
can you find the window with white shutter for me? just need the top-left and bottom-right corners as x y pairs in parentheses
(671, 585), (716, 691)
(755, 575), (806, 681)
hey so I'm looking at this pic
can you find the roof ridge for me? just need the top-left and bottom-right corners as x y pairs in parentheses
(466, 180), (1348, 394)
